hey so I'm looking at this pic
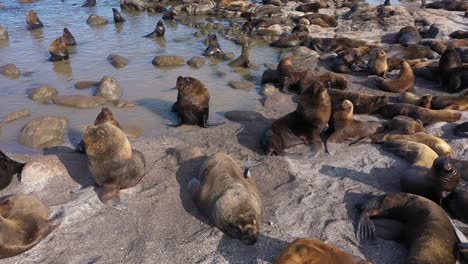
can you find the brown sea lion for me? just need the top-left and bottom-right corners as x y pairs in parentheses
(62, 28), (76, 46)
(332, 46), (370, 73)
(300, 71), (350, 92)
(367, 49), (388, 77)
(81, 0), (96, 7)
(387, 58), (427, 71)
(48, 37), (69, 61)
(450, 30), (468, 39)
(307, 37), (368, 53)
(386, 115), (425, 134)
(329, 89), (388, 114)
(328, 100), (384, 144)
(301, 14), (337, 28)
(396, 26), (421, 46)
(373, 61), (414, 93)
(273, 238), (371, 264)
(265, 81), (331, 156)
(145, 20), (165, 38)
(188, 153), (262, 245)
(170, 76), (223, 127)
(203, 34), (228, 60)
(112, 8), (125, 23)
(376, 132), (454, 157)
(0, 151), (25, 191)
(385, 44), (434, 60)
(0, 194), (63, 259)
(397, 92), (432, 109)
(439, 47), (462, 88)
(84, 123), (146, 209)
(26, 10), (43, 30)
(291, 24), (308, 34)
(431, 95), (468, 110)
(277, 57), (307, 94)
(94, 107), (122, 128)
(379, 103), (461, 124)
(357, 192), (458, 264)
(295, 2), (329, 12)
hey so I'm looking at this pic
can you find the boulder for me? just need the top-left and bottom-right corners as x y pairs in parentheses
(0, 64), (20, 79)
(0, 26), (8, 41)
(152, 55), (186, 67)
(228, 80), (255, 90)
(107, 54), (129, 68)
(187, 56), (206, 68)
(3, 109), (31, 123)
(19, 116), (68, 148)
(96, 76), (122, 101)
(30, 85), (58, 103)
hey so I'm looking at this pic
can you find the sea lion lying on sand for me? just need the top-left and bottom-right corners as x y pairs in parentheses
(395, 26), (421, 46)
(329, 90), (388, 114)
(399, 92), (468, 110)
(372, 61), (414, 93)
(379, 103), (461, 124)
(332, 47), (370, 73)
(0, 151), (25, 191)
(307, 37), (368, 53)
(397, 92), (432, 109)
(378, 132), (453, 157)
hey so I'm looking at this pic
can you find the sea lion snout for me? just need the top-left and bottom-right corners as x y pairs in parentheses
(338, 100), (353, 110)
(434, 157), (454, 172)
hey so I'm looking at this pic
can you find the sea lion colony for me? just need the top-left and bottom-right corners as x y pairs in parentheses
(1, 0), (468, 262)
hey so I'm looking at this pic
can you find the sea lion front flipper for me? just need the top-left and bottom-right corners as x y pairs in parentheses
(170, 102), (178, 112)
(357, 213), (376, 241)
(100, 184), (127, 210)
(459, 243), (468, 250)
(202, 114), (225, 128)
(167, 115), (182, 127)
(75, 140), (86, 154)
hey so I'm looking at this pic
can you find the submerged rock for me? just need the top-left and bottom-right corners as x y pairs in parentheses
(3, 109), (31, 123)
(187, 56), (206, 68)
(19, 115), (68, 148)
(74, 81), (99, 89)
(96, 76), (122, 101)
(53, 95), (106, 108)
(0, 64), (20, 79)
(30, 86), (58, 103)
(228, 80), (255, 90)
(107, 54), (129, 68)
(86, 14), (108, 26)
(0, 26), (8, 41)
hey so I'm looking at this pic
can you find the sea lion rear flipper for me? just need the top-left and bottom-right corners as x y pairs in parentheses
(357, 213), (376, 241)
(100, 184), (127, 210)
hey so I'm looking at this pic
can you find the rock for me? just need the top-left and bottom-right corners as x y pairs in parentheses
(121, 0), (167, 12)
(299, 18), (310, 25)
(263, 93), (293, 108)
(53, 95), (106, 108)
(0, 64), (20, 79)
(20, 159), (67, 186)
(74, 81), (99, 89)
(261, 69), (280, 84)
(96, 76), (122, 101)
(174, 0), (216, 15)
(30, 85), (58, 103)
(228, 80), (255, 90)
(152, 55), (186, 67)
(86, 14), (109, 26)
(261, 84), (278, 96)
(194, 31), (203, 38)
(3, 109), (31, 123)
(256, 24), (283, 36)
(187, 56), (206, 68)
(107, 54), (129, 68)
(19, 116), (68, 148)
(0, 26), (8, 41)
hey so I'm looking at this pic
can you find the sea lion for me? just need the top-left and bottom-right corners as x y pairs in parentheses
(273, 238), (371, 264)
(367, 49), (388, 77)
(145, 20), (165, 38)
(450, 30), (468, 39)
(299, 71), (350, 92)
(228, 44), (251, 68)
(431, 95), (468, 110)
(265, 81), (331, 156)
(162, 8), (177, 20)
(276, 57), (307, 94)
(291, 24), (308, 34)
(188, 153), (262, 245)
(307, 37), (368, 53)
(301, 14), (337, 28)
(112, 8), (125, 23)
(62, 28), (76, 46)
(397, 92), (432, 109)
(379, 103), (461, 124)
(84, 123), (146, 208)
(454, 121), (468, 138)
(376, 132), (454, 157)
(0, 151), (25, 191)
(0, 194), (63, 259)
(373, 61), (414, 93)
(48, 37), (69, 61)
(387, 58), (427, 71)
(396, 26), (421, 46)
(170, 76), (223, 127)
(203, 34), (228, 60)
(445, 65), (468, 93)
(332, 46), (370, 73)
(328, 100), (384, 144)
(444, 190), (468, 225)
(384, 44), (434, 60)
(439, 47), (462, 88)
(26, 10), (43, 30)
(426, 0), (467, 11)
(328, 89), (388, 114)
(81, 0), (96, 7)
(386, 115), (425, 134)
(295, 2), (329, 12)
(357, 192), (458, 264)
(270, 32), (309, 48)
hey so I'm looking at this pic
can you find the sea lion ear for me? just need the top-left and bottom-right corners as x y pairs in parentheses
(243, 168), (251, 178)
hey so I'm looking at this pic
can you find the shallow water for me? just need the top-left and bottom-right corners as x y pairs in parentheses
(0, 0), (280, 153)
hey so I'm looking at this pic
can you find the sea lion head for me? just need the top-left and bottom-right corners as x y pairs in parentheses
(337, 99), (353, 111)
(431, 156), (459, 194)
(291, 24), (309, 34)
(83, 123), (132, 160)
(208, 34), (219, 46)
(232, 215), (259, 245)
(94, 107), (115, 125)
(420, 95), (432, 108)
(377, 49), (387, 58)
(176, 76), (207, 97)
(277, 57), (294, 74)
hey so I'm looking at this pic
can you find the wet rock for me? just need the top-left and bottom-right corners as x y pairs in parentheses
(74, 81), (99, 89)
(19, 116), (68, 148)
(30, 85), (58, 103)
(20, 159), (67, 186)
(107, 54), (129, 68)
(3, 109), (31, 123)
(96, 76), (122, 101)
(187, 56), (206, 68)
(0, 64), (20, 79)
(152, 55), (186, 67)
(263, 93), (293, 108)
(0, 26), (8, 41)
(86, 14), (108, 26)
(228, 80), (255, 90)
(261, 84), (278, 96)
(224, 110), (265, 122)
(261, 69), (280, 84)
(256, 24), (283, 36)
(53, 95), (106, 108)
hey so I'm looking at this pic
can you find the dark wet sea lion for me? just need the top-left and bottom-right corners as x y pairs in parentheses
(62, 28), (76, 46)
(449, 30), (468, 40)
(445, 65), (468, 93)
(397, 92), (432, 109)
(273, 238), (372, 264)
(396, 26), (421, 46)
(270, 32), (309, 48)
(367, 49), (388, 77)
(189, 153), (262, 245)
(112, 8), (125, 23)
(0, 151), (25, 191)
(26, 10), (43, 30)
(373, 61), (414, 93)
(444, 190), (468, 225)
(439, 47), (462, 88)
(145, 20), (165, 38)
(228, 44), (251, 68)
(454, 121), (468, 138)
(81, 0), (96, 7)
(84, 123), (146, 209)
(307, 37), (368, 53)
(328, 89), (388, 114)
(0, 194), (63, 259)
(48, 37), (69, 61)
(430, 95), (468, 110)
(332, 46), (370, 73)
(291, 24), (308, 34)
(277, 57), (307, 94)
(295, 2), (329, 12)
(357, 192), (458, 264)
(379, 103), (461, 124)
(384, 44), (433, 60)
(203, 34), (228, 60)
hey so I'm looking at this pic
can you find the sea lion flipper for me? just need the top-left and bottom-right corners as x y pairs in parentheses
(170, 102), (178, 112)
(100, 184), (127, 210)
(202, 114), (225, 128)
(459, 243), (468, 250)
(243, 168), (251, 178)
(357, 213), (376, 241)
(167, 115), (182, 127)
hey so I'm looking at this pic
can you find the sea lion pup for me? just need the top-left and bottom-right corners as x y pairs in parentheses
(397, 92), (432, 109)
(112, 8), (125, 23)
(48, 37), (69, 61)
(145, 20), (165, 38)
(367, 49), (388, 77)
(188, 153), (262, 245)
(273, 238), (371, 264)
(439, 47), (462, 88)
(357, 192), (458, 264)
(170, 76), (223, 127)
(270, 32), (309, 48)
(454, 121), (468, 138)
(328, 100), (384, 145)
(372, 61), (414, 93)
(450, 30), (468, 40)
(84, 123), (146, 208)
(0, 151), (25, 191)
(81, 0), (96, 7)
(203, 34), (228, 60)
(379, 103), (461, 124)
(295, 2), (329, 12)
(266, 81), (331, 156)
(0, 194), (64, 259)
(26, 10), (43, 30)
(395, 26), (421, 46)
(276, 57), (307, 94)
(328, 89), (388, 114)
(375, 132), (454, 157)
(307, 37), (368, 53)
(331, 46), (370, 73)
(62, 28), (76, 46)
(228, 44), (251, 68)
